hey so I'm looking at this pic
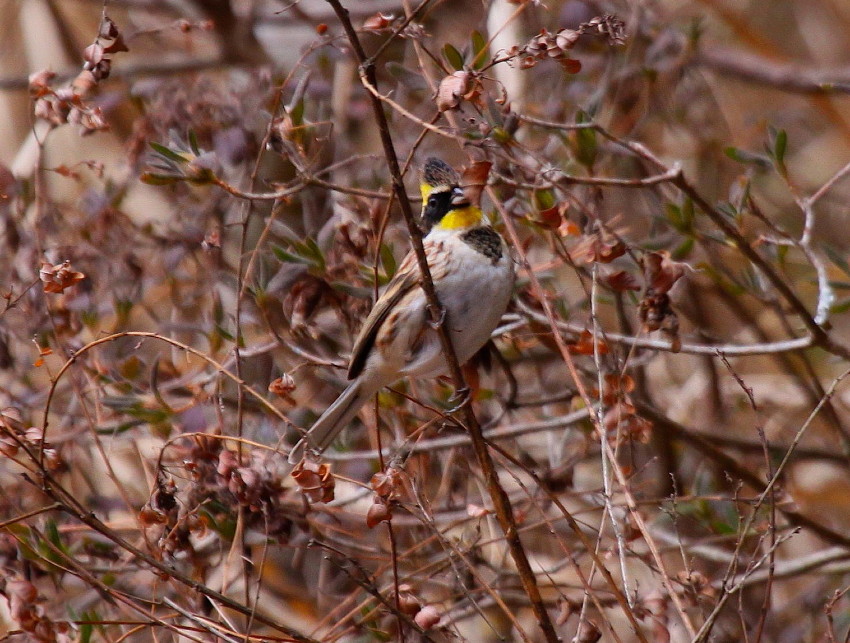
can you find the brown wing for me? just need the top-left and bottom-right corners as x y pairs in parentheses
(347, 251), (420, 379)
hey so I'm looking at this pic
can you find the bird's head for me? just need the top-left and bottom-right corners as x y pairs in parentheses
(419, 158), (483, 231)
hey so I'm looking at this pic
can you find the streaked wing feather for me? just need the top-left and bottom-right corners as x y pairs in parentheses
(348, 252), (420, 379)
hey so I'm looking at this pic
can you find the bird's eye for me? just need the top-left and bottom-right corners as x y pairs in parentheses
(428, 196), (437, 207)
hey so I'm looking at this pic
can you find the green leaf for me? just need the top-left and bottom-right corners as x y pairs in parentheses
(687, 17), (704, 46)
(215, 324), (235, 342)
(303, 237), (326, 272)
(697, 263), (746, 296)
(724, 146), (771, 168)
(37, 519), (68, 573)
(470, 30), (489, 69)
(45, 519), (69, 556)
(830, 298), (850, 315)
(290, 99), (305, 127)
(379, 243), (397, 279)
(272, 245), (315, 267)
(682, 197), (694, 227)
(533, 189), (556, 210)
(385, 62), (429, 92)
(773, 128), (787, 164)
(824, 244), (850, 278)
(78, 609), (102, 643)
(484, 92), (505, 128)
(330, 281), (373, 298)
(443, 43), (465, 71)
(149, 142), (187, 163)
(187, 130), (200, 156)
(139, 172), (180, 186)
(672, 237), (694, 260)
(79, 620), (92, 643)
(95, 419), (145, 435)
(767, 126), (788, 177)
(665, 200), (694, 233)
(574, 110), (597, 170)
(777, 243), (788, 268)
(716, 202), (738, 218)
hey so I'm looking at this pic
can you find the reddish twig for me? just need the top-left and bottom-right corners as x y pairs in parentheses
(323, 1), (560, 640)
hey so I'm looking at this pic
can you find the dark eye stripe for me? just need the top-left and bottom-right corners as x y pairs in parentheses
(421, 189), (454, 229)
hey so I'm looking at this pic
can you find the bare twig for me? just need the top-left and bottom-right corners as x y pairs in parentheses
(697, 47), (850, 95)
(489, 186), (699, 638)
(516, 300), (815, 355)
(323, 2), (560, 640)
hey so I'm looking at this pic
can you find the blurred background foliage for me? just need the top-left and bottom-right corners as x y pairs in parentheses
(2, 0), (850, 641)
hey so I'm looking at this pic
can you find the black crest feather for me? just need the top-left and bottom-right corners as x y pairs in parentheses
(422, 157), (458, 188)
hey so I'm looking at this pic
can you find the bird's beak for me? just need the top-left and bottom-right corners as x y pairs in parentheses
(450, 186), (469, 207)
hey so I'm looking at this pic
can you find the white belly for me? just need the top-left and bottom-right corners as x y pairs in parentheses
(400, 230), (514, 378)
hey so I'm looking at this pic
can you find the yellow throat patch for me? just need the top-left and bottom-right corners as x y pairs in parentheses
(436, 204), (483, 230)
(420, 182), (483, 230)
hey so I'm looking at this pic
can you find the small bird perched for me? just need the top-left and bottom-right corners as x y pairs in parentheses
(288, 158), (514, 463)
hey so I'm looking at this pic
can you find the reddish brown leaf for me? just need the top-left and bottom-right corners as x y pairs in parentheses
(291, 460), (335, 503)
(268, 373), (297, 404)
(603, 269), (640, 291)
(559, 57), (582, 74)
(362, 12), (394, 31)
(536, 205), (562, 230)
(366, 498), (392, 527)
(460, 160), (491, 206)
(569, 330), (609, 355)
(643, 250), (685, 294)
(39, 260), (86, 293)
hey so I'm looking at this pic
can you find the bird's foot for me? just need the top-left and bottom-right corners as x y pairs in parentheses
(426, 305), (446, 329)
(447, 386), (472, 413)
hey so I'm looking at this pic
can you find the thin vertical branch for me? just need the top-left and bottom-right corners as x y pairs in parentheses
(323, 2), (560, 640)
(489, 187), (699, 638)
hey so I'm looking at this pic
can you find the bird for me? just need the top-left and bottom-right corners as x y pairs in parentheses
(288, 158), (515, 464)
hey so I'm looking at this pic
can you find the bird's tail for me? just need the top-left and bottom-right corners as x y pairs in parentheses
(288, 379), (377, 464)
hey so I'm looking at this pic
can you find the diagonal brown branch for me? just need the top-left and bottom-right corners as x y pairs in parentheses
(322, 1), (559, 640)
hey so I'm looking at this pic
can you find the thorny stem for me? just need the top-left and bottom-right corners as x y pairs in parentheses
(603, 134), (850, 359)
(638, 403), (850, 549)
(590, 263), (633, 606)
(24, 468), (320, 643)
(516, 301), (815, 355)
(489, 187), (700, 638)
(520, 118), (850, 361)
(40, 331), (293, 448)
(692, 369), (850, 641)
(791, 158), (850, 326)
(324, 2), (560, 640)
(672, 172), (841, 351)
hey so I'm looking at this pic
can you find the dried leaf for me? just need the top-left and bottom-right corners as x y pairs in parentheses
(466, 503), (491, 518)
(436, 71), (471, 111)
(39, 260), (86, 293)
(603, 269), (640, 291)
(363, 12), (394, 31)
(414, 605), (441, 629)
(643, 250), (685, 294)
(291, 460), (335, 503)
(268, 373), (297, 404)
(460, 160), (491, 206)
(366, 498), (392, 527)
(569, 330), (609, 355)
